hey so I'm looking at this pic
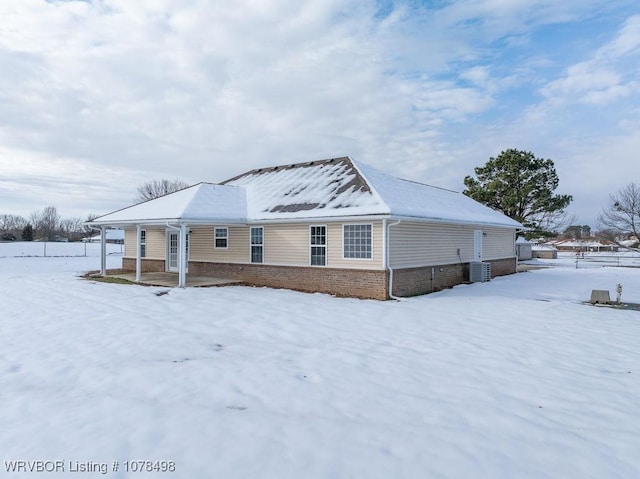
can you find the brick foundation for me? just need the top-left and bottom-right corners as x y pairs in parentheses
(487, 257), (517, 277)
(121, 256), (516, 300)
(122, 258), (166, 273)
(392, 264), (464, 297)
(188, 261), (389, 300)
(391, 257), (517, 297)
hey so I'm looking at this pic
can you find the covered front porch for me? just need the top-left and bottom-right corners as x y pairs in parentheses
(86, 182), (249, 288)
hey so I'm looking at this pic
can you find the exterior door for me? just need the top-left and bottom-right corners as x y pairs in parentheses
(167, 232), (179, 272)
(167, 231), (189, 272)
(474, 230), (483, 262)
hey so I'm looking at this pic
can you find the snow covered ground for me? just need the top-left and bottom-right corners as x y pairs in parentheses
(1, 243), (639, 478)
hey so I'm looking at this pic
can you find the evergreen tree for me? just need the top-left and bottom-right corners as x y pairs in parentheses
(463, 149), (573, 236)
(22, 224), (34, 241)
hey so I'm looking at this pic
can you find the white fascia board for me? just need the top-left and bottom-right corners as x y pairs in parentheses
(86, 218), (248, 227)
(387, 214), (522, 229)
(245, 214), (391, 224)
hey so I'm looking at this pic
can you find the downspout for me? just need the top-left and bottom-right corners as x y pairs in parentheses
(386, 219), (402, 300)
(179, 224), (188, 288)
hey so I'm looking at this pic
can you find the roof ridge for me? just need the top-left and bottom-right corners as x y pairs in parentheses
(221, 156), (351, 184)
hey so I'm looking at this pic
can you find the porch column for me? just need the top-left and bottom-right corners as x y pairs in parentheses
(100, 227), (107, 276)
(178, 224), (187, 288)
(135, 225), (142, 282)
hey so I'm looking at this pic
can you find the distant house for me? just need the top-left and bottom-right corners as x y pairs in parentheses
(552, 239), (618, 253)
(84, 229), (124, 244)
(88, 157), (522, 299)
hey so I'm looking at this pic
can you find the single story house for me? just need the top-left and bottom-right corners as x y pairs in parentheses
(88, 157), (522, 299)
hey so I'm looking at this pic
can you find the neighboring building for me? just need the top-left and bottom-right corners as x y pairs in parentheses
(84, 229), (125, 244)
(515, 237), (533, 261)
(88, 157), (522, 299)
(552, 239), (619, 252)
(532, 243), (558, 259)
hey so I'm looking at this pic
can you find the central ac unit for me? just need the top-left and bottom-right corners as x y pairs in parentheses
(470, 261), (491, 282)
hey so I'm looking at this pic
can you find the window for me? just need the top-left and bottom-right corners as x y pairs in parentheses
(140, 229), (146, 258)
(310, 225), (326, 266)
(250, 227), (263, 263)
(215, 227), (228, 249)
(343, 224), (372, 259)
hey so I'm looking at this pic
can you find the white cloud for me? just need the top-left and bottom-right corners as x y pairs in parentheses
(0, 0), (638, 227)
(541, 15), (640, 105)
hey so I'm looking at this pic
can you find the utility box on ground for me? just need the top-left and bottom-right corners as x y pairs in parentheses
(590, 290), (611, 304)
(470, 262), (491, 282)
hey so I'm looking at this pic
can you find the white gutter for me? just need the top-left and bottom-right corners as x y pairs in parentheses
(386, 219), (402, 300)
(87, 213), (520, 230)
(86, 214), (392, 228)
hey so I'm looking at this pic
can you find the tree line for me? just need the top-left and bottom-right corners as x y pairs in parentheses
(0, 207), (97, 242)
(0, 179), (187, 242)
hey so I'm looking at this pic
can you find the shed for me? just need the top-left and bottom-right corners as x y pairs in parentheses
(515, 236), (533, 261)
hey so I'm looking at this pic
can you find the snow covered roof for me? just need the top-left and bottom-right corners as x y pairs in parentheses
(532, 243), (558, 251)
(91, 183), (247, 225)
(88, 229), (124, 241)
(222, 157), (383, 219)
(552, 239), (615, 248)
(223, 157), (521, 227)
(90, 157), (521, 228)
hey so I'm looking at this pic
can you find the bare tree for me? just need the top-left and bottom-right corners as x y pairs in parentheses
(30, 206), (61, 241)
(134, 179), (189, 203)
(0, 214), (27, 238)
(59, 217), (85, 241)
(597, 182), (640, 240)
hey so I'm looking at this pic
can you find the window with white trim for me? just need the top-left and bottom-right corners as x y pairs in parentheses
(214, 227), (228, 249)
(250, 227), (263, 263)
(343, 224), (372, 259)
(310, 225), (326, 266)
(140, 229), (146, 258)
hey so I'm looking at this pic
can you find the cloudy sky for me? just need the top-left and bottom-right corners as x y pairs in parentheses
(1, 0), (639, 226)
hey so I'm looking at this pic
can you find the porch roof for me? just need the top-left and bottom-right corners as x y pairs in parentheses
(89, 183), (247, 226)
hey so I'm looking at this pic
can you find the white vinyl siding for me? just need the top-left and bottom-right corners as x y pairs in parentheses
(482, 227), (517, 260)
(389, 222), (516, 268)
(127, 222), (385, 269)
(189, 226), (249, 262)
(124, 227), (164, 259)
